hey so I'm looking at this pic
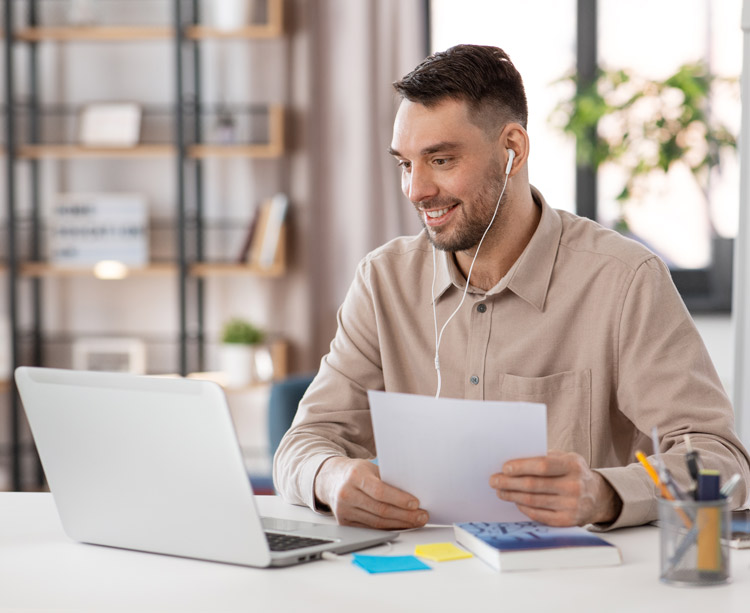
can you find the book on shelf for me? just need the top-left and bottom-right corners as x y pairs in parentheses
(248, 193), (288, 269)
(454, 521), (621, 572)
(235, 205), (262, 263)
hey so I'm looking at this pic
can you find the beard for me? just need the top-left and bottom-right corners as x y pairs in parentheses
(417, 162), (507, 253)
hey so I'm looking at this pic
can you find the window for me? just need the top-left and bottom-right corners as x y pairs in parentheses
(430, 0), (577, 214)
(429, 0), (742, 312)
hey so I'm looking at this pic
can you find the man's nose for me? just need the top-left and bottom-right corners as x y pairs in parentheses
(405, 167), (438, 204)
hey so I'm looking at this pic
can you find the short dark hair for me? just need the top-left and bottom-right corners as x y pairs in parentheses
(393, 44), (528, 133)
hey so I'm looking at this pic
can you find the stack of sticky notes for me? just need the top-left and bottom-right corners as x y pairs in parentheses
(352, 554), (430, 574)
(351, 543), (472, 574)
(415, 543), (473, 562)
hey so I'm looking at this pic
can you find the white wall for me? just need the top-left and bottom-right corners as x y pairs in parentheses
(735, 0), (750, 446)
(694, 315), (734, 395)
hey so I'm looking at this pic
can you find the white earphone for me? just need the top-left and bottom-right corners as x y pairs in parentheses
(431, 148), (516, 398)
(505, 148), (515, 175)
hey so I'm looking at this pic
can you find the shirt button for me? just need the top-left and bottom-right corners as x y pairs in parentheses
(470, 375), (480, 385)
(477, 303), (487, 313)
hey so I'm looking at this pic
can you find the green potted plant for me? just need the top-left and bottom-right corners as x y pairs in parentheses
(550, 62), (737, 236)
(219, 317), (266, 388)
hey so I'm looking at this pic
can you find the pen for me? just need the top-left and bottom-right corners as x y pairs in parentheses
(683, 434), (702, 487)
(720, 473), (741, 499)
(651, 426), (660, 457)
(650, 427), (687, 500)
(635, 450), (692, 528)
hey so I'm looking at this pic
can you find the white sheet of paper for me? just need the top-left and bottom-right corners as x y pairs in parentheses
(368, 390), (547, 525)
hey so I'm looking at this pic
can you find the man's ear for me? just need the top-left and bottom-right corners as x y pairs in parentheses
(500, 123), (529, 177)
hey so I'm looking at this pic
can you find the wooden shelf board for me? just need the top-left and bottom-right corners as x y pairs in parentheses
(20, 263), (177, 278)
(15, 26), (173, 42)
(18, 262), (287, 279)
(18, 144), (175, 159)
(185, 24), (281, 40)
(190, 262), (285, 278)
(187, 143), (283, 159)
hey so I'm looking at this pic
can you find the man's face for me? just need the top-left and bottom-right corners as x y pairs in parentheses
(389, 98), (506, 252)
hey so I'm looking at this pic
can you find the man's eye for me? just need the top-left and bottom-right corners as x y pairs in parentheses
(433, 158), (448, 166)
(397, 160), (411, 170)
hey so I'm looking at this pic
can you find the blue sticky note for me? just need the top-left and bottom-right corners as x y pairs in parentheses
(351, 554), (431, 574)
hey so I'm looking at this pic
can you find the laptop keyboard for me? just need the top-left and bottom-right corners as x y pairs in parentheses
(265, 531), (334, 552)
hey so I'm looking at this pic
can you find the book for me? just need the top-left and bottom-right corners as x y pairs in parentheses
(249, 193), (288, 269)
(235, 205), (262, 263)
(454, 521), (621, 572)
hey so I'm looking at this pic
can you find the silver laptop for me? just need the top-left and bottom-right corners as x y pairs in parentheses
(15, 367), (397, 567)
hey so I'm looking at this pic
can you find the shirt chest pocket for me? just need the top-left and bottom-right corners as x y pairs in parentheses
(497, 370), (592, 463)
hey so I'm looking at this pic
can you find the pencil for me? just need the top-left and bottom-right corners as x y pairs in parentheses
(635, 451), (692, 528)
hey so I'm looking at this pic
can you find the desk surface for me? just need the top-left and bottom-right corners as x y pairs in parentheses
(1, 493), (749, 612)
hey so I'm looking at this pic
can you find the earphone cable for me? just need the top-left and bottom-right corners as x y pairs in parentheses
(432, 169), (511, 398)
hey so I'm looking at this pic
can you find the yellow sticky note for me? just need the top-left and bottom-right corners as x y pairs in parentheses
(414, 543), (473, 562)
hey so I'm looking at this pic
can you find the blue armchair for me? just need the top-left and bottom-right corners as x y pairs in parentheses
(267, 372), (316, 458)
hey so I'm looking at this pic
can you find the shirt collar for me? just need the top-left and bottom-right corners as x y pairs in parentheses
(432, 186), (562, 312)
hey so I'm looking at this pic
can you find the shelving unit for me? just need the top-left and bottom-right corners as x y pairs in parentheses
(3, 0), (288, 491)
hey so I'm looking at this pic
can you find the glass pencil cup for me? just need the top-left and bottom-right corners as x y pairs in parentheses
(658, 497), (730, 586)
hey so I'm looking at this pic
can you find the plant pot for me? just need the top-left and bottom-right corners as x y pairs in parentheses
(219, 343), (257, 388)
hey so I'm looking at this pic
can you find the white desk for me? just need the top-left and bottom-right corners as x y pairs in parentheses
(1, 493), (749, 612)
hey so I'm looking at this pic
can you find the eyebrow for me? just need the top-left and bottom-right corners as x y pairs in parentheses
(388, 141), (462, 158)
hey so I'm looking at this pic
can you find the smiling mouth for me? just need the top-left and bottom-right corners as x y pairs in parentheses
(422, 203), (458, 220)
(426, 206), (452, 218)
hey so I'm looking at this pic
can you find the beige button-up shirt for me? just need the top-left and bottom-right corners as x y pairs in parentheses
(274, 188), (750, 529)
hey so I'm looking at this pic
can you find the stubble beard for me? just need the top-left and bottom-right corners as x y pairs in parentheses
(418, 169), (507, 253)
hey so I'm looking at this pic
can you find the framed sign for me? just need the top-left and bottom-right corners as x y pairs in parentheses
(49, 193), (149, 267)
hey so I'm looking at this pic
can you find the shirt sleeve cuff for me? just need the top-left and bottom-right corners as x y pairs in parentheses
(299, 453), (341, 515)
(590, 466), (659, 531)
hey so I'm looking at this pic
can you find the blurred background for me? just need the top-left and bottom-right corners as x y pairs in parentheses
(0, 0), (744, 491)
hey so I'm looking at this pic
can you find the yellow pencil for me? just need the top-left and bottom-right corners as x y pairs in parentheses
(635, 451), (692, 528)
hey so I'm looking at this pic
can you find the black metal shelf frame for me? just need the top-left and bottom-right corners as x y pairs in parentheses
(3, 0), (210, 490)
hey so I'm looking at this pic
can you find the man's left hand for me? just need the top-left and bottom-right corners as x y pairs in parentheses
(490, 451), (622, 526)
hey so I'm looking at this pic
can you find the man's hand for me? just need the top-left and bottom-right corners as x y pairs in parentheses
(490, 451), (622, 526)
(314, 457), (429, 530)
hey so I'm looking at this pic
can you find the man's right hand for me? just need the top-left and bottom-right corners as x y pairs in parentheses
(314, 457), (429, 530)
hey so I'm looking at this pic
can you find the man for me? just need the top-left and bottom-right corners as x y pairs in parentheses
(274, 45), (750, 530)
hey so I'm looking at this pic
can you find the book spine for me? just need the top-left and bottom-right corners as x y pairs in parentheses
(453, 525), (500, 571)
(258, 193), (289, 268)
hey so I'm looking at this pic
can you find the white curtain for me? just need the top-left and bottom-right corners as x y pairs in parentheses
(306, 0), (426, 359)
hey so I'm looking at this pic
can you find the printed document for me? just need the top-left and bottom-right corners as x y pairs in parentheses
(368, 390), (547, 524)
